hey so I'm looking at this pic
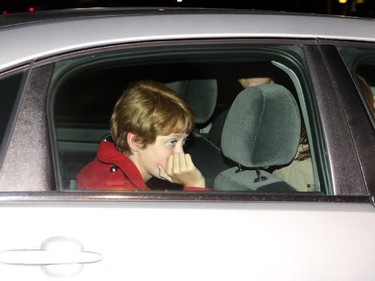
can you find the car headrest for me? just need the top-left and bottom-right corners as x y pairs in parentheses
(167, 79), (218, 124)
(221, 84), (301, 168)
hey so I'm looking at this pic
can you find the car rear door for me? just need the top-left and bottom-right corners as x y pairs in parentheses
(0, 194), (374, 280)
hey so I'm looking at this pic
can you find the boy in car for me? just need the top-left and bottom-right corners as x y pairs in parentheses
(77, 80), (207, 191)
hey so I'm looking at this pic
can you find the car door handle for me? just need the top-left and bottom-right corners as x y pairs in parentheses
(0, 249), (102, 265)
(0, 236), (102, 266)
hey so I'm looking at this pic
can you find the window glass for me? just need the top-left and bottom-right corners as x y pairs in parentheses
(50, 43), (321, 194)
(338, 46), (375, 119)
(0, 72), (25, 167)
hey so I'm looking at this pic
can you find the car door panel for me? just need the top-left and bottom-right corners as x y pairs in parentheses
(0, 198), (374, 280)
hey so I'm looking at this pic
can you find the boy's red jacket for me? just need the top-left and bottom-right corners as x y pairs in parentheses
(77, 140), (209, 191)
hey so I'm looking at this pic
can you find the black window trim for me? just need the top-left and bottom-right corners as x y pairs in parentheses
(0, 191), (370, 204)
(0, 66), (30, 169)
(319, 41), (375, 197)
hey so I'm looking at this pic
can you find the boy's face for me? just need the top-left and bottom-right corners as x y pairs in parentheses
(135, 133), (188, 181)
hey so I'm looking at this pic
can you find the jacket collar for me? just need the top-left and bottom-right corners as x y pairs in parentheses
(97, 140), (149, 190)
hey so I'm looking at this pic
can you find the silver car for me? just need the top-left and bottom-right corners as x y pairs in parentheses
(0, 8), (375, 280)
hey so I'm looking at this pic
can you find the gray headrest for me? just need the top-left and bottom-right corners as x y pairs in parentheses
(221, 84), (301, 168)
(167, 80), (218, 124)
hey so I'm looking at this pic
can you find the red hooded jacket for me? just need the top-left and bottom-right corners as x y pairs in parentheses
(77, 139), (209, 191)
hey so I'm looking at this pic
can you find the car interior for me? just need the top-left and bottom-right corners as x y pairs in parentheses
(49, 44), (320, 193)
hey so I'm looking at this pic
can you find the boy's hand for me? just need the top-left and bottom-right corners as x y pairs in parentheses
(158, 153), (205, 188)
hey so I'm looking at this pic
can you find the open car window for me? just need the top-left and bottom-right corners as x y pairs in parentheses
(49, 41), (323, 194)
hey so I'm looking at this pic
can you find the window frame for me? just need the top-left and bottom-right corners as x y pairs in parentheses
(0, 64), (54, 191)
(0, 68), (29, 169)
(306, 41), (375, 196)
(49, 38), (325, 196)
(330, 41), (375, 197)
(1, 37), (371, 202)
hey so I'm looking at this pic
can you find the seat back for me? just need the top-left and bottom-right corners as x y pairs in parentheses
(167, 79), (218, 125)
(167, 79), (233, 188)
(214, 84), (301, 192)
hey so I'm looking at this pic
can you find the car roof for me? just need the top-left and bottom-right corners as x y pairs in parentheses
(0, 7), (232, 27)
(1, 7), (375, 72)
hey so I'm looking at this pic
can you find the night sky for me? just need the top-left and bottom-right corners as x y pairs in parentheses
(1, 0), (374, 18)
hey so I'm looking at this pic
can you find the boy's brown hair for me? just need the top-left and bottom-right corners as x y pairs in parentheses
(111, 80), (195, 154)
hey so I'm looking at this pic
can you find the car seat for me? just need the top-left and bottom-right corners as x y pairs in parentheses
(214, 84), (300, 192)
(206, 108), (229, 148)
(165, 79), (234, 188)
(167, 79), (218, 125)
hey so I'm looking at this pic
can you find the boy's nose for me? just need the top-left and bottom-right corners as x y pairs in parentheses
(174, 142), (184, 154)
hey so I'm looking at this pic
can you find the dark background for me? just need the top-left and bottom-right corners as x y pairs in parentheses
(1, 0), (375, 18)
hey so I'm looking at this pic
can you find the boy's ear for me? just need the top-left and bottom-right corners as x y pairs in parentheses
(127, 132), (141, 152)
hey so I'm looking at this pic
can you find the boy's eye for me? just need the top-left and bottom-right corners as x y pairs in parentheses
(167, 139), (178, 146)
(167, 137), (189, 147)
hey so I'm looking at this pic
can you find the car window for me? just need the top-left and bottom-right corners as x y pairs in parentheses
(0, 71), (25, 167)
(338, 46), (375, 121)
(48, 41), (325, 194)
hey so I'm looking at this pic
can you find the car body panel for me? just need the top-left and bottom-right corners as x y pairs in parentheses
(0, 196), (374, 280)
(1, 9), (375, 72)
